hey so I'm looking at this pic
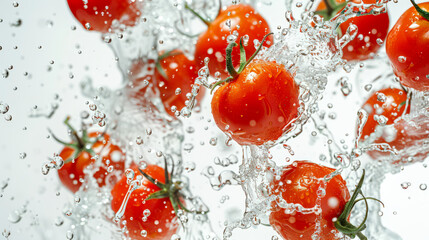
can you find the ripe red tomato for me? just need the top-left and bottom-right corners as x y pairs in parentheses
(129, 50), (205, 117)
(385, 2), (429, 91)
(154, 50), (206, 116)
(211, 60), (299, 145)
(194, 4), (273, 79)
(359, 88), (409, 141)
(58, 132), (126, 193)
(316, 0), (389, 61)
(111, 165), (179, 240)
(269, 161), (350, 240)
(67, 0), (140, 32)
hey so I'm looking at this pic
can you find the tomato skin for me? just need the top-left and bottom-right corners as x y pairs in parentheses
(386, 3), (429, 91)
(269, 161), (350, 240)
(211, 60), (299, 145)
(58, 133), (125, 193)
(129, 51), (205, 117)
(66, 0), (140, 32)
(359, 88), (408, 141)
(317, 0), (389, 61)
(111, 165), (178, 240)
(154, 50), (206, 116)
(194, 4), (273, 79)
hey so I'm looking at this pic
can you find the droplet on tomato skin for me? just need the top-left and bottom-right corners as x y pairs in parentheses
(397, 56), (406, 63)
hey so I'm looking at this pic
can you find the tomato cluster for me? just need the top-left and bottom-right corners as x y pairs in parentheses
(56, 1), (429, 239)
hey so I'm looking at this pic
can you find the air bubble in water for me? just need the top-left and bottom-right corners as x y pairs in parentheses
(0, 102), (9, 114)
(420, 184), (427, 191)
(19, 152), (26, 159)
(66, 230), (74, 239)
(4, 114), (12, 121)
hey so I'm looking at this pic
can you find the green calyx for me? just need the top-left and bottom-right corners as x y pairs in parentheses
(334, 169), (384, 240)
(314, 0), (347, 20)
(138, 157), (208, 216)
(210, 32), (273, 94)
(410, 0), (429, 21)
(49, 117), (105, 164)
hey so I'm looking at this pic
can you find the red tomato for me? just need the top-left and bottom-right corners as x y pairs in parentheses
(58, 132), (126, 193)
(211, 60), (299, 145)
(359, 88), (409, 141)
(154, 50), (206, 116)
(111, 165), (179, 240)
(316, 0), (389, 61)
(269, 161), (350, 240)
(386, 2), (429, 91)
(366, 115), (429, 164)
(194, 4), (273, 79)
(67, 0), (140, 32)
(128, 50), (205, 117)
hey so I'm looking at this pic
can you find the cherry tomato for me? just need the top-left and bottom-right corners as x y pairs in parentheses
(211, 60), (299, 145)
(269, 161), (350, 240)
(385, 2), (429, 91)
(359, 88), (409, 141)
(316, 0), (389, 61)
(129, 50), (205, 117)
(67, 0), (140, 32)
(154, 50), (206, 117)
(58, 132), (126, 193)
(194, 4), (273, 79)
(111, 165), (179, 240)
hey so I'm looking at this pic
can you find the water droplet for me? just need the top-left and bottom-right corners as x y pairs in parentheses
(398, 56), (406, 63)
(420, 184), (427, 191)
(0, 102), (10, 114)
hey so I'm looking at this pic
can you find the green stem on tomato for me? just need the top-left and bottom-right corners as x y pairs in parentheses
(323, 0), (335, 17)
(155, 50), (182, 80)
(334, 169), (383, 239)
(210, 32), (273, 94)
(184, 3), (211, 26)
(139, 155), (208, 218)
(410, 0), (429, 21)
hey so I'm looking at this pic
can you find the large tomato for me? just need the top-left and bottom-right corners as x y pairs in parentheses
(211, 60), (299, 145)
(128, 50), (205, 117)
(57, 131), (125, 193)
(385, 1), (429, 91)
(269, 161), (350, 240)
(316, 0), (389, 61)
(67, 0), (140, 32)
(111, 165), (179, 240)
(194, 4), (273, 79)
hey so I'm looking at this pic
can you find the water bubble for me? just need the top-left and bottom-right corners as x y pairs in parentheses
(66, 230), (74, 239)
(4, 114), (12, 121)
(12, 2), (19, 7)
(19, 152), (26, 159)
(420, 184), (427, 191)
(140, 230), (147, 237)
(364, 84), (372, 92)
(8, 210), (22, 223)
(209, 138), (217, 146)
(136, 136), (144, 145)
(400, 182), (411, 189)
(0, 102), (10, 114)
(54, 217), (64, 226)
(2, 69), (9, 78)
(398, 56), (406, 63)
